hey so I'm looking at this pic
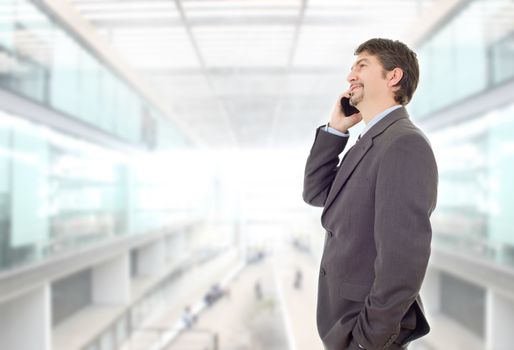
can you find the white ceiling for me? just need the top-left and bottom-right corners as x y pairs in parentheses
(68, 0), (437, 149)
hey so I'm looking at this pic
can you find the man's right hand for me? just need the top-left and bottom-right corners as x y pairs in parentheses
(328, 89), (362, 133)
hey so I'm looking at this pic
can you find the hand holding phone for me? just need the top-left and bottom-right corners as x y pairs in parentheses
(327, 90), (362, 133)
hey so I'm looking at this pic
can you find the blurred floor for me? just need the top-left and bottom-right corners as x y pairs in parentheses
(163, 244), (324, 350)
(167, 257), (290, 350)
(118, 252), (241, 350)
(121, 245), (483, 350)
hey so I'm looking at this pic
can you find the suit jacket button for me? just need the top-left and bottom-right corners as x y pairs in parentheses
(328, 231), (333, 238)
(320, 267), (326, 276)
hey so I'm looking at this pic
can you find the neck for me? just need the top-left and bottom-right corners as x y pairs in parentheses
(359, 99), (400, 125)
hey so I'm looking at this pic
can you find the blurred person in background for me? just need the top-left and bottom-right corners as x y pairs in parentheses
(254, 279), (263, 301)
(303, 38), (438, 350)
(182, 305), (196, 329)
(294, 268), (303, 290)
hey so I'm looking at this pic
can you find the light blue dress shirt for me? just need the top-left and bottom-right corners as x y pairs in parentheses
(323, 104), (402, 138)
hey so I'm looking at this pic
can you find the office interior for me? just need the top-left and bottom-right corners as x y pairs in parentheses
(1, 0), (514, 349)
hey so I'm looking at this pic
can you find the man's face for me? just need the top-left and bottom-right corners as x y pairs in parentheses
(346, 52), (389, 107)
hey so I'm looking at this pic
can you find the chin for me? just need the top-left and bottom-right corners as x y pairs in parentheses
(350, 97), (361, 107)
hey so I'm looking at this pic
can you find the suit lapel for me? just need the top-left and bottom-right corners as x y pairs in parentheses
(322, 138), (372, 217)
(321, 106), (409, 219)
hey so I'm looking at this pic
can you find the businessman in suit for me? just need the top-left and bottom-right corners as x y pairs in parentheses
(303, 38), (438, 350)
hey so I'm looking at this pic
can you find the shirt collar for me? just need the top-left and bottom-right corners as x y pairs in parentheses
(360, 104), (402, 138)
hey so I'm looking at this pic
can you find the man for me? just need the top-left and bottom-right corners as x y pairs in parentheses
(302, 38), (438, 350)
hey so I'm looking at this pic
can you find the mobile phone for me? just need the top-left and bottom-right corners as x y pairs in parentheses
(340, 96), (360, 117)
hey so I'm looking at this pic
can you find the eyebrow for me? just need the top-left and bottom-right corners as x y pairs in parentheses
(350, 58), (370, 70)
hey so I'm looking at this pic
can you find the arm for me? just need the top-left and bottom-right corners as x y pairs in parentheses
(302, 125), (349, 207)
(304, 91), (362, 207)
(352, 134), (438, 350)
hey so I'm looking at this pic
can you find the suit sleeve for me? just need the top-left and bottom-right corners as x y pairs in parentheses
(303, 125), (349, 207)
(352, 134), (438, 350)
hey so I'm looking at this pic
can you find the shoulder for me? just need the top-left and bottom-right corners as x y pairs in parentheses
(376, 122), (438, 186)
(381, 118), (433, 154)
(373, 120), (437, 174)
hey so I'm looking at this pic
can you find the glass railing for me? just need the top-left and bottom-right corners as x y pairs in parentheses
(409, 0), (514, 119)
(0, 109), (207, 273)
(428, 101), (514, 270)
(0, 0), (190, 149)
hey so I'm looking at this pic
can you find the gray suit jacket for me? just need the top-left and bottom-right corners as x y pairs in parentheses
(303, 107), (438, 350)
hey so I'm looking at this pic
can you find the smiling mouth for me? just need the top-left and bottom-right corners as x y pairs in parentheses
(349, 86), (361, 97)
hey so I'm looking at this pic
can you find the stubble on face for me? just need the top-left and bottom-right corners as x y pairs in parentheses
(349, 87), (363, 107)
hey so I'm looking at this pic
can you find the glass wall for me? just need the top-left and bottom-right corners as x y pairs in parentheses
(0, 0), (201, 272)
(0, 0), (189, 150)
(409, 0), (514, 270)
(410, 0), (514, 119)
(0, 109), (209, 272)
(429, 101), (514, 267)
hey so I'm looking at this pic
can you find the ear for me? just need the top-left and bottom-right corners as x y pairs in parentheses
(387, 68), (403, 91)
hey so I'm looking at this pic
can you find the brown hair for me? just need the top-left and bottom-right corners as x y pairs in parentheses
(354, 38), (419, 105)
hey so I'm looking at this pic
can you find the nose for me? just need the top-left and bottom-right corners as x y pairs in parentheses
(347, 69), (357, 84)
